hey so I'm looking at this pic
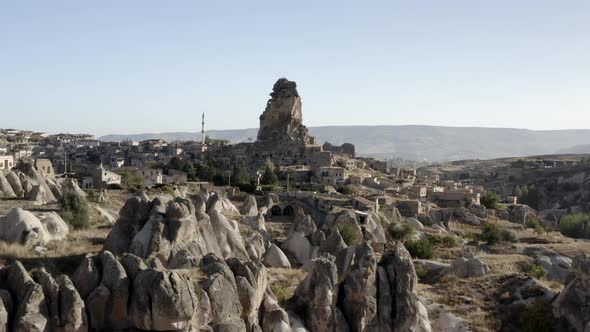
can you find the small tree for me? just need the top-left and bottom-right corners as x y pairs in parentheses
(480, 191), (501, 209)
(232, 163), (249, 186)
(261, 160), (278, 185)
(525, 217), (545, 237)
(560, 213), (590, 239)
(116, 170), (144, 191)
(59, 190), (90, 229)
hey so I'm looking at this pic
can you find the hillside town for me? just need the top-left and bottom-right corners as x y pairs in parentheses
(0, 79), (590, 332)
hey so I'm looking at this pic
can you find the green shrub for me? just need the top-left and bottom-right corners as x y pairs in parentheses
(415, 264), (429, 281)
(404, 239), (434, 259)
(59, 190), (90, 229)
(388, 223), (414, 241)
(336, 223), (358, 246)
(480, 223), (517, 245)
(500, 228), (518, 243)
(270, 283), (292, 304)
(440, 235), (461, 248)
(522, 300), (555, 332)
(525, 217), (545, 236)
(480, 191), (501, 209)
(559, 213), (590, 239)
(261, 160), (278, 185)
(525, 263), (548, 279)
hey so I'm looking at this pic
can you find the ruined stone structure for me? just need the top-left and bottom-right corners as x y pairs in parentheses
(208, 78), (341, 174)
(257, 78), (315, 146)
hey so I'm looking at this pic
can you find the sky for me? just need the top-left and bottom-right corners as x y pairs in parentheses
(1, 1), (589, 136)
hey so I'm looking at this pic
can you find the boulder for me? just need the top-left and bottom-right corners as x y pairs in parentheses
(240, 195), (259, 216)
(207, 192), (240, 217)
(5, 171), (24, 196)
(86, 251), (129, 330)
(200, 254), (244, 327)
(0, 289), (11, 332)
(536, 254), (572, 283)
(261, 290), (292, 332)
(553, 254), (590, 331)
(26, 184), (57, 205)
(342, 242), (377, 331)
(0, 208), (50, 246)
(507, 204), (538, 225)
(209, 209), (249, 261)
(405, 217), (424, 229)
(226, 258), (267, 330)
(290, 209), (317, 237)
(0, 174), (16, 198)
(106, 196), (229, 266)
(103, 196), (154, 256)
(71, 254), (101, 301)
(130, 267), (197, 330)
(244, 232), (266, 262)
(449, 257), (491, 278)
(296, 253), (344, 332)
(264, 243), (291, 268)
(61, 178), (87, 198)
(34, 212), (69, 242)
(93, 205), (118, 225)
(56, 275), (87, 332)
(240, 214), (266, 231)
(45, 178), (62, 201)
(282, 232), (313, 266)
(3, 261), (49, 332)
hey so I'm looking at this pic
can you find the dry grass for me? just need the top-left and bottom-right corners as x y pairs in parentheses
(267, 267), (308, 304)
(0, 226), (110, 275)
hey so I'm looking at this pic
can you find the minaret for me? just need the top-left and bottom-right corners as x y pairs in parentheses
(201, 113), (205, 144)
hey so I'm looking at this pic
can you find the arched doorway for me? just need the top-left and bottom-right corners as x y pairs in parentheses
(270, 205), (282, 216)
(283, 205), (295, 217)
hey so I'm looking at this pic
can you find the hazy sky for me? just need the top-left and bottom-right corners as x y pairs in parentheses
(1, 1), (589, 136)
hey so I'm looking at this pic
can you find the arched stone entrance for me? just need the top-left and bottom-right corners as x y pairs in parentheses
(270, 205), (282, 216)
(283, 205), (295, 217)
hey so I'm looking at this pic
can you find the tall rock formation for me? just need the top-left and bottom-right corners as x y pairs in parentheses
(257, 78), (315, 145)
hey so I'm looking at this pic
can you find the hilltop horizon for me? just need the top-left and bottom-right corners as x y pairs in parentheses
(98, 125), (590, 162)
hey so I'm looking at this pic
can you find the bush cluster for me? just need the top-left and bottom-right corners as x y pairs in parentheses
(403, 233), (460, 259)
(270, 283), (292, 304)
(404, 239), (434, 259)
(559, 213), (590, 239)
(387, 223), (415, 241)
(480, 223), (517, 245)
(525, 263), (548, 279)
(59, 190), (90, 229)
(525, 217), (545, 236)
(480, 191), (501, 209)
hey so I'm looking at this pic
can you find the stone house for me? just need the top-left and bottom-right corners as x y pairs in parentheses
(408, 186), (427, 199)
(163, 169), (188, 185)
(120, 166), (163, 187)
(431, 191), (481, 207)
(396, 200), (424, 218)
(88, 164), (122, 189)
(426, 186), (445, 197)
(0, 155), (14, 170)
(318, 166), (348, 186)
(34, 159), (55, 178)
(352, 196), (374, 210)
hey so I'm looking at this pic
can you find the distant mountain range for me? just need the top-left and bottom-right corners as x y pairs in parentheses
(98, 126), (590, 161)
